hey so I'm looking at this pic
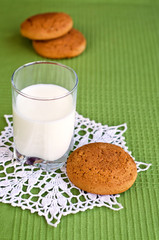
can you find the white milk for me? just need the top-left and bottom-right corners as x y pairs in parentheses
(13, 84), (75, 161)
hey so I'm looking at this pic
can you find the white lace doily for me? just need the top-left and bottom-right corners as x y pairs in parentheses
(0, 113), (151, 227)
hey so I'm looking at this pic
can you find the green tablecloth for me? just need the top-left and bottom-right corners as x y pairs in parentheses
(0, 0), (158, 239)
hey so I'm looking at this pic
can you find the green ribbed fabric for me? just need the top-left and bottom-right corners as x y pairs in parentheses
(0, 0), (159, 239)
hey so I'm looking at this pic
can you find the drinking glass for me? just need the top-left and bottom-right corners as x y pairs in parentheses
(11, 61), (78, 171)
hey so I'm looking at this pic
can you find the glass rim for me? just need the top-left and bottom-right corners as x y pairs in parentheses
(11, 61), (78, 101)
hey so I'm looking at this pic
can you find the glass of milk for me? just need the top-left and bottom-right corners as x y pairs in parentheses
(11, 61), (78, 171)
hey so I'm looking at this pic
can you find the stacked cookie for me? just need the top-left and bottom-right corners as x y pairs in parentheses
(20, 12), (86, 59)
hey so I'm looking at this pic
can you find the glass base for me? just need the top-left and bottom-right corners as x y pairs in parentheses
(14, 149), (68, 171)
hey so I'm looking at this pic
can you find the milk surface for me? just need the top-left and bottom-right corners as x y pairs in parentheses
(13, 84), (75, 161)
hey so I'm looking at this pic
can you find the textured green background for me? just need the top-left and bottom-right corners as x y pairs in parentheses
(0, 0), (159, 239)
